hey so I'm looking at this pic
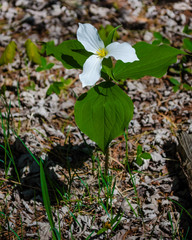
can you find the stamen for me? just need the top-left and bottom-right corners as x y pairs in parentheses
(96, 48), (108, 58)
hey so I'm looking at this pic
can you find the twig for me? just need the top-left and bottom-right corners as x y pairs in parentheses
(169, 30), (192, 39)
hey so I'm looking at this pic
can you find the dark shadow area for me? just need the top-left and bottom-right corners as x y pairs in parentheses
(61, 54), (82, 69)
(0, 137), (94, 204)
(155, 0), (181, 5)
(47, 141), (93, 169)
(164, 140), (192, 239)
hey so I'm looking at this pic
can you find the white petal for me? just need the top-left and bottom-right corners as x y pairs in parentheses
(77, 23), (105, 54)
(79, 55), (103, 87)
(106, 42), (139, 63)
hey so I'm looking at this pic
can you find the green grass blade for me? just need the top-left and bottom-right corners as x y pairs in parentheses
(9, 227), (21, 240)
(40, 160), (57, 240)
(99, 201), (110, 217)
(69, 210), (82, 228)
(52, 227), (61, 240)
(184, 226), (190, 240)
(0, 144), (12, 160)
(112, 213), (123, 231)
(168, 197), (192, 220)
(85, 230), (95, 240)
(97, 227), (108, 235)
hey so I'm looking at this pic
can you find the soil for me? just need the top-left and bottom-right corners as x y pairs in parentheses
(0, 0), (192, 239)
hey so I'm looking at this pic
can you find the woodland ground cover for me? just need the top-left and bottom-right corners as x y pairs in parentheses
(0, 0), (192, 239)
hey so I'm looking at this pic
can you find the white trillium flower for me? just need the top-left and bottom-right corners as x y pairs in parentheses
(77, 23), (139, 88)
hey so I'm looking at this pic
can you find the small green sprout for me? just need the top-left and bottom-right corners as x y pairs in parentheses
(46, 77), (72, 96)
(36, 56), (54, 72)
(169, 77), (192, 93)
(152, 32), (170, 45)
(136, 145), (151, 166)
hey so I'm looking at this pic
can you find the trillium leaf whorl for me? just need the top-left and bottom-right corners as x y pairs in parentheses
(77, 23), (139, 87)
(74, 82), (134, 152)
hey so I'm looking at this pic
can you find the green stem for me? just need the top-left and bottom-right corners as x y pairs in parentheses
(104, 147), (109, 177)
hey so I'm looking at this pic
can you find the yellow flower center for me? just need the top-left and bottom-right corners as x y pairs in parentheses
(96, 48), (108, 58)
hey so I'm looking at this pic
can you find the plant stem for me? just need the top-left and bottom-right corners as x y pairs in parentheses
(104, 147), (109, 177)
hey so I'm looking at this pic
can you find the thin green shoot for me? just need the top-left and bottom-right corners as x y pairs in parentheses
(96, 156), (117, 214)
(104, 147), (109, 177)
(95, 155), (102, 200)
(9, 226), (21, 240)
(125, 198), (138, 217)
(73, 200), (84, 213)
(111, 211), (123, 231)
(174, 208), (184, 239)
(16, 80), (21, 135)
(0, 144), (12, 160)
(168, 197), (192, 220)
(124, 131), (141, 215)
(85, 230), (96, 240)
(57, 209), (62, 240)
(52, 227), (61, 240)
(0, 111), (20, 182)
(40, 160), (59, 240)
(98, 200), (110, 217)
(167, 211), (177, 239)
(57, 167), (75, 200)
(110, 177), (116, 210)
(54, 189), (83, 229)
(69, 210), (82, 228)
(91, 154), (96, 176)
(56, 187), (70, 204)
(76, 172), (92, 200)
(183, 226), (190, 240)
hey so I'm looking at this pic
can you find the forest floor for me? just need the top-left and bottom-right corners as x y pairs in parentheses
(0, 0), (192, 239)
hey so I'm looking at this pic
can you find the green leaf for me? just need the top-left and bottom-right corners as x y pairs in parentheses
(35, 66), (44, 72)
(162, 38), (170, 45)
(153, 32), (170, 45)
(75, 82), (133, 153)
(61, 77), (72, 86)
(184, 67), (192, 74)
(183, 25), (192, 34)
(101, 58), (114, 81)
(183, 38), (192, 52)
(105, 25), (121, 46)
(113, 42), (185, 80)
(36, 57), (54, 72)
(25, 39), (41, 65)
(153, 32), (163, 40)
(173, 85), (179, 92)
(97, 227), (108, 235)
(46, 63), (54, 70)
(152, 39), (161, 45)
(140, 152), (151, 159)
(24, 81), (36, 91)
(0, 41), (17, 66)
(99, 25), (119, 46)
(46, 82), (65, 96)
(136, 156), (144, 166)
(0, 84), (6, 95)
(137, 145), (142, 155)
(169, 77), (180, 86)
(45, 40), (91, 69)
(183, 83), (192, 91)
(40, 56), (47, 67)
